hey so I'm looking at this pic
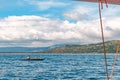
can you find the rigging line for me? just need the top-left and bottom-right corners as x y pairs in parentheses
(104, 0), (108, 8)
(98, 0), (109, 80)
(100, 0), (103, 9)
(110, 40), (120, 80)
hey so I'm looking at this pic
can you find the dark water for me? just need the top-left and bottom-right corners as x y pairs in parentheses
(0, 53), (120, 80)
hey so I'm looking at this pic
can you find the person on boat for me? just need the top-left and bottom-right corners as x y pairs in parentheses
(27, 55), (30, 59)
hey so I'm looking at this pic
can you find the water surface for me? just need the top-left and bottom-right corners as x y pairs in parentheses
(0, 53), (120, 80)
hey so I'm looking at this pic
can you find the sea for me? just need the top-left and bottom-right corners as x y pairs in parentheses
(0, 53), (120, 80)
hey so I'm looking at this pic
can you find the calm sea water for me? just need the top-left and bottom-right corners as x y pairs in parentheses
(0, 53), (120, 80)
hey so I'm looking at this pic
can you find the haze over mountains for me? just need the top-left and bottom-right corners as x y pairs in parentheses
(0, 40), (118, 53)
(0, 44), (64, 53)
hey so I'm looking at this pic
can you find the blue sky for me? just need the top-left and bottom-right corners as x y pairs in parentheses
(0, 0), (120, 47)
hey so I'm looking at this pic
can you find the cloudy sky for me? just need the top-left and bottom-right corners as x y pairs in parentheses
(0, 0), (120, 47)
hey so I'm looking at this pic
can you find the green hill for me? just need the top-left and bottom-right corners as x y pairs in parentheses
(47, 40), (119, 53)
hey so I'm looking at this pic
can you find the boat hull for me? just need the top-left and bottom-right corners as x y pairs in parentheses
(22, 58), (44, 61)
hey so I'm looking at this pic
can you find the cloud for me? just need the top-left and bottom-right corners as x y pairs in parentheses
(63, 5), (95, 20)
(101, 5), (120, 17)
(0, 15), (120, 47)
(26, 0), (68, 10)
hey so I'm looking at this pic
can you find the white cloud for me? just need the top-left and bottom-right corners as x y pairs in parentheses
(102, 5), (120, 17)
(0, 15), (120, 47)
(26, 0), (68, 10)
(63, 5), (95, 20)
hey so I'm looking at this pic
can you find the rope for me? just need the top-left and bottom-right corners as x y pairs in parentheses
(98, 0), (109, 80)
(100, 0), (103, 9)
(110, 41), (120, 80)
(104, 0), (108, 8)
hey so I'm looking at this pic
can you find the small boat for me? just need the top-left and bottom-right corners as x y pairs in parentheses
(22, 55), (44, 61)
(22, 58), (44, 61)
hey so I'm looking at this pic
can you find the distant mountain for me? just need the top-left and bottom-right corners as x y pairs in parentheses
(0, 44), (65, 53)
(46, 40), (119, 53)
(0, 40), (119, 53)
(0, 47), (50, 53)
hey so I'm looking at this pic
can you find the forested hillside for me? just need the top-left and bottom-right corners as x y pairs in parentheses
(47, 40), (118, 53)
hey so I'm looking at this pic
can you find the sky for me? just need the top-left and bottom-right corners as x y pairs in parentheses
(0, 0), (120, 47)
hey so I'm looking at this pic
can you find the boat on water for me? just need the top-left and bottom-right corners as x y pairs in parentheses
(22, 55), (44, 61)
(22, 58), (44, 61)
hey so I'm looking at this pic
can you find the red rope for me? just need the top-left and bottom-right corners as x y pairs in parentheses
(98, 0), (109, 80)
(104, 0), (108, 8)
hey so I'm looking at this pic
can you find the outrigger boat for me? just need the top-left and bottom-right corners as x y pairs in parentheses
(22, 55), (44, 61)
